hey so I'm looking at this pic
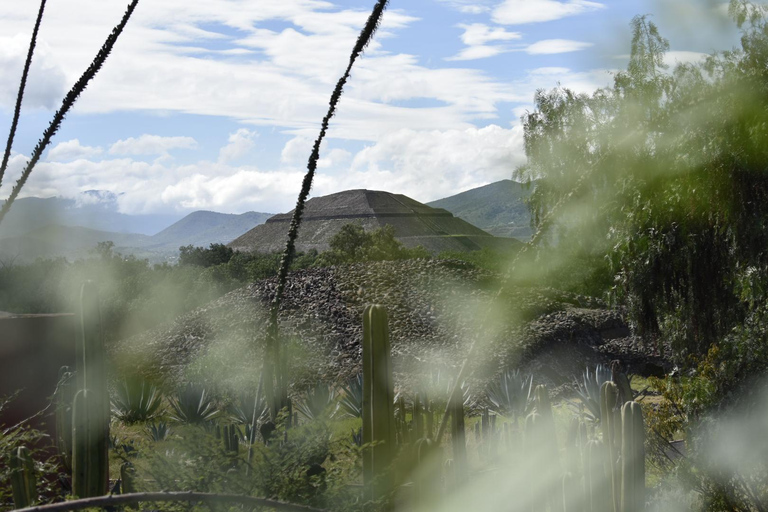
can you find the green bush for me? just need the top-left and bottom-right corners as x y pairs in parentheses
(318, 224), (429, 265)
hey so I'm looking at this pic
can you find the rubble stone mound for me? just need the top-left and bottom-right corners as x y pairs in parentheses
(118, 259), (669, 396)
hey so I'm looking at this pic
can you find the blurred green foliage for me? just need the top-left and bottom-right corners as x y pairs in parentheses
(517, 5), (768, 365)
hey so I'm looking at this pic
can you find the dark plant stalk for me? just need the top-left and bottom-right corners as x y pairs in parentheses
(264, 0), (390, 420)
(0, 0), (141, 227)
(0, 0), (47, 192)
(11, 491), (326, 512)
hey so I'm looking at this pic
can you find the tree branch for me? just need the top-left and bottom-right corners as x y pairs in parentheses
(12, 491), (326, 512)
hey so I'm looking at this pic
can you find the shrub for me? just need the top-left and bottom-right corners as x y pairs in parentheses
(486, 369), (534, 421)
(169, 383), (218, 425)
(111, 376), (164, 424)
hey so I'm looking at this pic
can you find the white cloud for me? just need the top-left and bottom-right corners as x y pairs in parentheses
(159, 168), (304, 212)
(459, 23), (522, 46)
(318, 148), (352, 169)
(435, 0), (493, 14)
(109, 135), (198, 156)
(218, 128), (257, 163)
(342, 125), (526, 203)
(663, 51), (708, 67)
(0, 34), (67, 110)
(7, 123), (526, 215)
(0, 1), (517, 144)
(281, 136), (314, 165)
(447, 23), (522, 61)
(493, 0), (605, 25)
(526, 39), (593, 55)
(447, 45), (507, 61)
(47, 139), (103, 161)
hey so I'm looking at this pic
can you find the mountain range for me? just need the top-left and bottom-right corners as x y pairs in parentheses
(0, 180), (533, 263)
(0, 195), (272, 263)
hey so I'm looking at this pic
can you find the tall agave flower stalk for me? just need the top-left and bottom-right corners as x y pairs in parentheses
(264, 0), (391, 422)
(0, 0), (47, 191)
(0, 0), (141, 227)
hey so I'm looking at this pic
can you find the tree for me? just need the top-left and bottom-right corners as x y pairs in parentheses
(179, 243), (235, 268)
(517, 5), (768, 361)
(318, 223), (428, 265)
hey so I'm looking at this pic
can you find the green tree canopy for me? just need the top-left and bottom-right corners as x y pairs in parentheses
(517, 3), (768, 360)
(318, 224), (429, 265)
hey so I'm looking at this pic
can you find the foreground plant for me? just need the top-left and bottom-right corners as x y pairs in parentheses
(0, 0), (141, 226)
(573, 363), (613, 422)
(486, 368), (533, 422)
(111, 376), (164, 424)
(295, 382), (336, 421)
(264, 0), (391, 424)
(169, 383), (218, 425)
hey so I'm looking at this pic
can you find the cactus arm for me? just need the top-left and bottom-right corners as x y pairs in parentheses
(600, 381), (621, 512)
(10, 446), (36, 508)
(621, 402), (645, 512)
(71, 282), (110, 498)
(362, 305), (396, 502)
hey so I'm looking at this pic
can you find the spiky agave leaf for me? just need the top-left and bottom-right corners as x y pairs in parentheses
(169, 383), (218, 425)
(145, 421), (171, 442)
(486, 368), (534, 420)
(335, 373), (363, 418)
(111, 376), (164, 424)
(571, 363), (612, 422)
(295, 381), (336, 421)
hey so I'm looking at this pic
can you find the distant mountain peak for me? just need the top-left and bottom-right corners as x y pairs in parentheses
(75, 190), (120, 209)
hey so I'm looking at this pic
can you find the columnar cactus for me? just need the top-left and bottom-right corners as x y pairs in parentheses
(585, 439), (611, 512)
(362, 305), (396, 502)
(54, 366), (74, 472)
(120, 462), (136, 494)
(533, 384), (563, 512)
(71, 282), (109, 497)
(600, 381), (621, 512)
(10, 446), (36, 508)
(413, 437), (440, 505)
(449, 391), (467, 479)
(620, 402), (645, 512)
(72, 389), (109, 498)
(413, 395), (424, 440)
(223, 424), (239, 454)
(562, 418), (584, 511)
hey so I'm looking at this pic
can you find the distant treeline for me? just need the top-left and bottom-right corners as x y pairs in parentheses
(4, 224), (582, 343)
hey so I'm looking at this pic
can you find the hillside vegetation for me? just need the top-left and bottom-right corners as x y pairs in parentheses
(427, 179), (534, 239)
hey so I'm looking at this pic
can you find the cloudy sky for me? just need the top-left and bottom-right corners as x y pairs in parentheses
(0, 0), (738, 215)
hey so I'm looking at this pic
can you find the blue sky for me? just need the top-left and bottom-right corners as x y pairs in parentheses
(0, 0), (739, 215)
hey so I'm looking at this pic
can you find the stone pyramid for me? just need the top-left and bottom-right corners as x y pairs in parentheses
(228, 189), (519, 254)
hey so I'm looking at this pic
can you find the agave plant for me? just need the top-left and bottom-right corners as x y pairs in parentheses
(169, 383), (218, 425)
(295, 381), (336, 421)
(145, 421), (171, 442)
(572, 363), (613, 422)
(335, 374), (363, 419)
(420, 367), (472, 408)
(111, 376), (164, 424)
(486, 369), (534, 421)
(227, 388), (268, 426)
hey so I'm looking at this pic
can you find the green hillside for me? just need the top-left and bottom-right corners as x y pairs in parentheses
(427, 179), (534, 239)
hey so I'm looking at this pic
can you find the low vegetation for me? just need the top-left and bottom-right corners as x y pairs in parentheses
(6, 1), (768, 511)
